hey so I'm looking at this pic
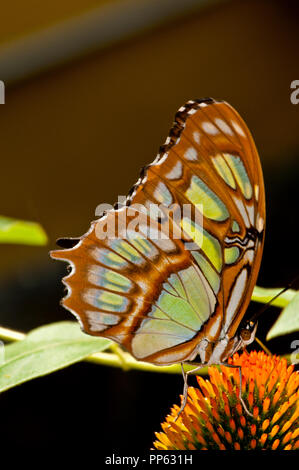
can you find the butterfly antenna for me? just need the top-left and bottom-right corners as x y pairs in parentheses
(249, 274), (299, 325)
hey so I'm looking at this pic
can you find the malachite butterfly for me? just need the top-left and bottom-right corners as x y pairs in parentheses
(51, 98), (265, 413)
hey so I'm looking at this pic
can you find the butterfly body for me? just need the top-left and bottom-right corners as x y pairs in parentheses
(51, 98), (265, 369)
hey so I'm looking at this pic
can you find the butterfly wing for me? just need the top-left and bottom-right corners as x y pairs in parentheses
(51, 98), (265, 365)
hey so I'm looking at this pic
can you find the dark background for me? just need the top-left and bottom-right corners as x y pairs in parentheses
(0, 0), (298, 454)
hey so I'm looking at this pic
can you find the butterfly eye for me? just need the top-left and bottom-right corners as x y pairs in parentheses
(240, 328), (252, 342)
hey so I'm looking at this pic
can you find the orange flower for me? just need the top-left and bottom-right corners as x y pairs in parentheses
(153, 351), (299, 450)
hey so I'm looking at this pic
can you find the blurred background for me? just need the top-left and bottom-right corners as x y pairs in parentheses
(0, 0), (298, 453)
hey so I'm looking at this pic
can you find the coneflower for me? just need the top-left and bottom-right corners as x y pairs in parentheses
(154, 351), (299, 450)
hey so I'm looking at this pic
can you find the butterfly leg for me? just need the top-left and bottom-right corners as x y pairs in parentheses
(174, 362), (205, 422)
(220, 363), (253, 418)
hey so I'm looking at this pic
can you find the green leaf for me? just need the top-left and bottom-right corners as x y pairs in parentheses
(266, 291), (299, 340)
(252, 285), (296, 308)
(0, 322), (111, 393)
(0, 215), (48, 245)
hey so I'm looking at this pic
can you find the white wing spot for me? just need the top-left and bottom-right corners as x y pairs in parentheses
(233, 196), (250, 228)
(225, 269), (248, 332)
(193, 131), (200, 144)
(215, 118), (233, 136)
(184, 147), (198, 161)
(202, 121), (219, 135)
(154, 181), (173, 207)
(165, 160), (183, 180)
(231, 120), (246, 137)
(244, 250), (254, 263)
(254, 184), (259, 201)
(247, 204), (255, 226)
(257, 214), (264, 232)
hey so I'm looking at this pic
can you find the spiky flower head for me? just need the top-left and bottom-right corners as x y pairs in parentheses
(154, 351), (299, 450)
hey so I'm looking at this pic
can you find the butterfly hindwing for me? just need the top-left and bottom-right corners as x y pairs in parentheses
(52, 209), (214, 363)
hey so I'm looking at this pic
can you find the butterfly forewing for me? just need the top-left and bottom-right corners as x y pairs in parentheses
(51, 98), (265, 365)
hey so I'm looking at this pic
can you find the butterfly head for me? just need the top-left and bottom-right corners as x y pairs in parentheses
(238, 320), (258, 347)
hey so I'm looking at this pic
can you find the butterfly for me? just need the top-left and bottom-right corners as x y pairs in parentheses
(51, 98), (265, 416)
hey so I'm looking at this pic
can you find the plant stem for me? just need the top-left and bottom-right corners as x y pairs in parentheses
(87, 350), (191, 374)
(0, 326), (25, 342)
(0, 325), (194, 374)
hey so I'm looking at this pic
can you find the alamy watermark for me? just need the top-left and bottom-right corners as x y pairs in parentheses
(0, 80), (4, 104)
(290, 340), (299, 365)
(290, 80), (299, 104)
(95, 198), (203, 251)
